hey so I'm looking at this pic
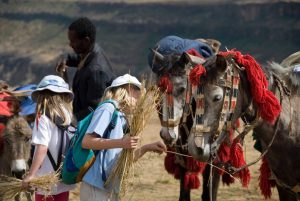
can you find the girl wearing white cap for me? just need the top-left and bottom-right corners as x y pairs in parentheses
(80, 74), (166, 201)
(22, 75), (75, 201)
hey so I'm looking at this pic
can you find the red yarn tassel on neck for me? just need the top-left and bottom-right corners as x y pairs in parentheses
(230, 138), (250, 187)
(259, 156), (276, 199)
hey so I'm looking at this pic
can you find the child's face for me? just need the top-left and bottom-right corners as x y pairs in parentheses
(126, 85), (141, 106)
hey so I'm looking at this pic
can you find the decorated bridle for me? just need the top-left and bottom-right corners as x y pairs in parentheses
(156, 50), (206, 144)
(190, 58), (241, 158)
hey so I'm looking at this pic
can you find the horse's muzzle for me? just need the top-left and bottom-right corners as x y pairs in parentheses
(188, 133), (211, 162)
(160, 127), (178, 146)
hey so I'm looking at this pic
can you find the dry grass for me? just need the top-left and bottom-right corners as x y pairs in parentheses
(0, 172), (60, 200)
(105, 84), (161, 199)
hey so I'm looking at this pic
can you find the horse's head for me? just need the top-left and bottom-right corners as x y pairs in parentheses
(187, 54), (250, 161)
(152, 50), (190, 146)
(3, 116), (32, 178)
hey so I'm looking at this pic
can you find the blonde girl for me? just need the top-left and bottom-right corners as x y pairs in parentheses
(80, 74), (166, 201)
(22, 75), (75, 201)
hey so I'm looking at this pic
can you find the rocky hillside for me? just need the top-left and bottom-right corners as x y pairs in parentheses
(0, 0), (299, 85)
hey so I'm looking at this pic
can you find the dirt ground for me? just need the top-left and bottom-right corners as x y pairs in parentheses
(68, 114), (279, 201)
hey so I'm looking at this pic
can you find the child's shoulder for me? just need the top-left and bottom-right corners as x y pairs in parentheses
(95, 100), (118, 114)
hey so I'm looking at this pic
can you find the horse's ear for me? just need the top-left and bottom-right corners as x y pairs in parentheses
(150, 48), (165, 62)
(216, 54), (227, 74)
(181, 52), (206, 66)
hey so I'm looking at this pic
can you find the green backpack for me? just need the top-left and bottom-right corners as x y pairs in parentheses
(61, 100), (118, 184)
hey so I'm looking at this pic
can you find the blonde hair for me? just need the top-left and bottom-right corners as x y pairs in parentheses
(102, 85), (136, 110)
(35, 90), (72, 126)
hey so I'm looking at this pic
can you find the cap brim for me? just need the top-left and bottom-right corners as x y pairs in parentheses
(103, 82), (141, 96)
(31, 86), (73, 102)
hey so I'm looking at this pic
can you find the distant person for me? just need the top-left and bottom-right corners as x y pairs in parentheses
(56, 17), (115, 122)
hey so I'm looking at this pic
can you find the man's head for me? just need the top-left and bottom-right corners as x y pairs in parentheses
(68, 17), (96, 55)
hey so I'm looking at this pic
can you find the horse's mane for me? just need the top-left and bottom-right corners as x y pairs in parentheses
(266, 62), (300, 94)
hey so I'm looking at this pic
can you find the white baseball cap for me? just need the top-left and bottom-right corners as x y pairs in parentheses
(31, 75), (73, 102)
(104, 74), (141, 95)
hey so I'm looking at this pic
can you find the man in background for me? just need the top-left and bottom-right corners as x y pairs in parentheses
(56, 17), (115, 122)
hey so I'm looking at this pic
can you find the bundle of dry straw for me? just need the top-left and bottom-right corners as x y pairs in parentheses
(105, 84), (160, 198)
(0, 172), (60, 200)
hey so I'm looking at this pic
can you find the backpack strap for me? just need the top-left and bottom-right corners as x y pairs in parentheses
(100, 102), (119, 182)
(44, 111), (68, 172)
(47, 125), (65, 172)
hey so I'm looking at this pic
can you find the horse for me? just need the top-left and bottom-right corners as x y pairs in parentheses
(0, 90), (33, 201)
(187, 50), (300, 201)
(149, 36), (223, 201)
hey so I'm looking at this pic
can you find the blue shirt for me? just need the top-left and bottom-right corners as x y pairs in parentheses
(82, 100), (127, 192)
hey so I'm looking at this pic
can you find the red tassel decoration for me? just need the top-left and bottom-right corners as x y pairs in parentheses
(219, 50), (281, 124)
(186, 157), (206, 173)
(222, 172), (235, 186)
(164, 150), (176, 174)
(230, 138), (251, 187)
(259, 156), (276, 199)
(189, 64), (206, 86)
(184, 173), (201, 190)
(158, 75), (173, 94)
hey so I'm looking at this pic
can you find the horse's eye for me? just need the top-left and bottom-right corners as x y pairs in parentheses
(213, 94), (223, 102)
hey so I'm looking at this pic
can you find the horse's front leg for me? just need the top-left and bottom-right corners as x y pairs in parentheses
(201, 165), (220, 201)
(179, 166), (191, 201)
(276, 184), (298, 201)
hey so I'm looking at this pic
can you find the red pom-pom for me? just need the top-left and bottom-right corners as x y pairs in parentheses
(158, 75), (173, 94)
(259, 156), (276, 199)
(189, 64), (206, 86)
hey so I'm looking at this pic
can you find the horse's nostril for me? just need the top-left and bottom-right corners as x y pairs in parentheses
(11, 170), (26, 179)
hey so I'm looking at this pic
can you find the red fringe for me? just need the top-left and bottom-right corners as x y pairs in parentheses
(189, 64), (206, 86)
(219, 50), (281, 124)
(184, 173), (200, 190)
(164, 150), (176, 174)
(164, 148), (206, 190)
(158, 75), (173, 94)
(259, 156), (276, 199)
(222, 173), (235, 186)
(230, 138), (251, 187)
(186, 157), (206, 173)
